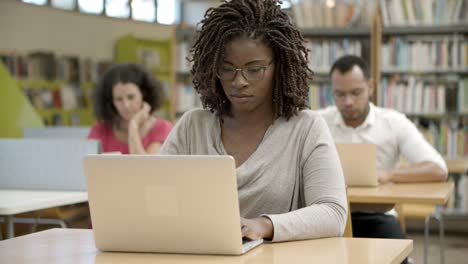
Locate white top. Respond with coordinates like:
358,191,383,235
160,108,348,242
0,190,88,215
317,103,447,172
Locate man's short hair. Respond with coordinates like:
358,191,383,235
329,55,370,80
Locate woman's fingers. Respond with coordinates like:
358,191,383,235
240,218,262,240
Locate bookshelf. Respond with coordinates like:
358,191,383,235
288,0,380,110
0,63,43,137
175,26,201,119
0,52,110,127
115,33,177,123
375,0,468,224
304,29,372,109
290,0,468,219
375,5,468,159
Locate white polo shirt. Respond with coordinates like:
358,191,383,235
317,103,447,173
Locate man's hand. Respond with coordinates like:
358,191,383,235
378,169,393,184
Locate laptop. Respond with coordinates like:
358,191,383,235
82,155,263,255
335,143,379,187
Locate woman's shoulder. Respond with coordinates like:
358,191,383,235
88,121,112,139
90,121,112,133
273,110,328,138
178,108,216,124
291,109,327,127
153,117,173,130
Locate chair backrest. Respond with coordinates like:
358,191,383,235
0,138,100,191
23,127,90,139
343,188,353,237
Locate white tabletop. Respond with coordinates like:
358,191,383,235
0,189,88,215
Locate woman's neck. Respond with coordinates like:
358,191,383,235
226,107,274,130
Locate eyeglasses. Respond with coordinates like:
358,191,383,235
216,61,273,81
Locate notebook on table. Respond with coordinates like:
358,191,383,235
83,155,263,255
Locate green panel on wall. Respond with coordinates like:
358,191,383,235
115,34,172,79
0,63,44,137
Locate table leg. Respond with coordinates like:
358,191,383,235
449,173,461,208
5,216,14,239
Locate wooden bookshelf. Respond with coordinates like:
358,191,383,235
381,68,468,75
300,27,371,38
0,52,105,127
376,21,468,158
382,24,468,35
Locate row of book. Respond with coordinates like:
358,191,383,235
290,0,377,28
379,76,468,114
309,81,334,110
0,52,112,83
176,83,202,113
176,42,192,73
414,117,468,158
306,39,363,74
380,0,468,26
381,36,468,71
22,84,87,110
42,112,83,127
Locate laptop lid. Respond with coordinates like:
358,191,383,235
83,155,260,255
335,143,378,187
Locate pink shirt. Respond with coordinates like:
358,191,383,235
88,119,173,154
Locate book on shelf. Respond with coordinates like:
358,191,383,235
290,0,377,28
413,117,468,158
309,81,334,110
380,0,468,26
176,83,201,114
1,51,112,84
458,77,468,113
381,35,468,72
306,39,363,74
379,75,468,115
0,51,111,126
176,41,192,73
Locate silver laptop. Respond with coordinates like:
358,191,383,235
83,155,263,255
335,143,378,187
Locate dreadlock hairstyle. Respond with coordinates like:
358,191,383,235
190,0,312,120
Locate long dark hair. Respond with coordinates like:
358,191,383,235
93,63,164,127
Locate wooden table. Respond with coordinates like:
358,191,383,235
347,182,454,205
0,229,413,264
445,158,468,209
445,158,468,174
0,190,88,239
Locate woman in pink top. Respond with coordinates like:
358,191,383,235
88,63,173,154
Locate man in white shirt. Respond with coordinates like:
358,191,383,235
318,55,448,254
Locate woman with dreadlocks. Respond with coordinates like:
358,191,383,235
160,0,347,242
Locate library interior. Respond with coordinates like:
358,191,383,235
0,0,467,264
